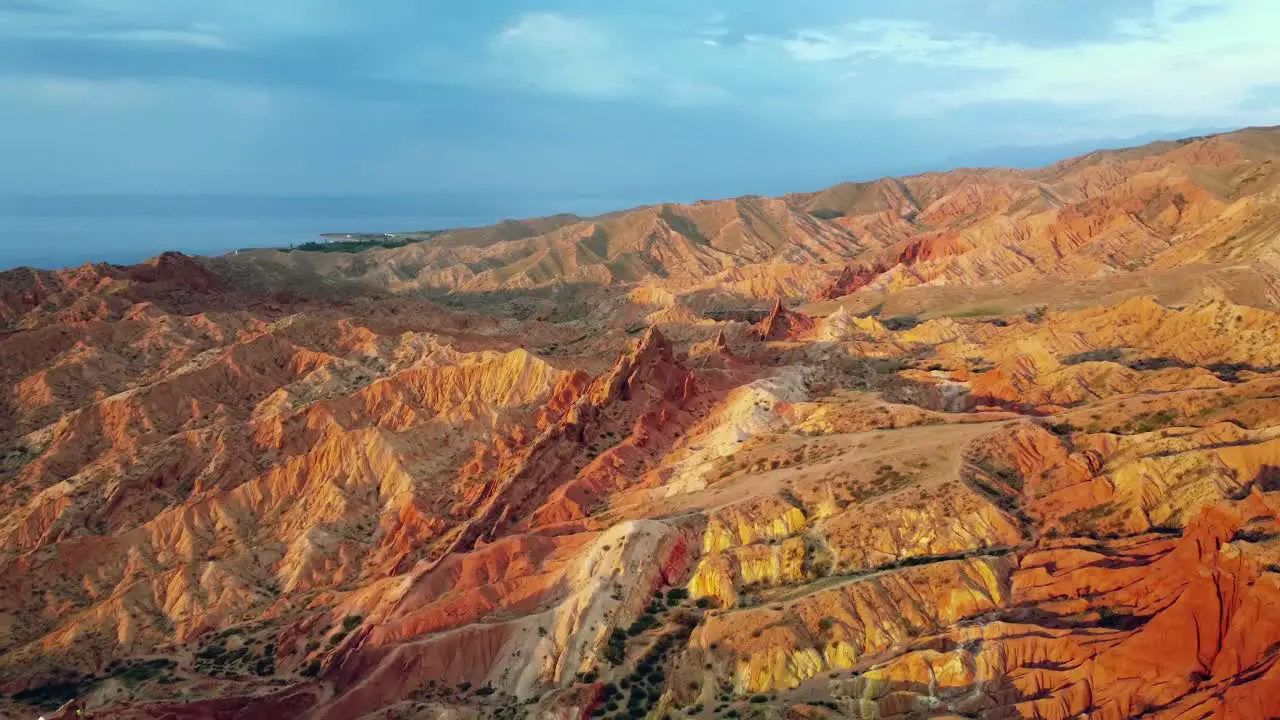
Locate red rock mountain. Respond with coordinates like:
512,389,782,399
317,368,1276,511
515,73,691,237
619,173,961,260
3,126,1280,719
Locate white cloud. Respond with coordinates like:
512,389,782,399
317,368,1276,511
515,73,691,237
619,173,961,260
53,26,233,49
765,0,1280,126
780,20,985,64
487,12,730,106
0,6,234,49
0,0,351,49
94,27,232,49
490,13,639,98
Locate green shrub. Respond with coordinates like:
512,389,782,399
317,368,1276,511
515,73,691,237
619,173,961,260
113,658,178,683
196,644,226,659
288,238,418,253
12,678,94,710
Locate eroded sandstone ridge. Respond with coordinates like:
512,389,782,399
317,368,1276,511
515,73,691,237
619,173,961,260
4,127,1280,719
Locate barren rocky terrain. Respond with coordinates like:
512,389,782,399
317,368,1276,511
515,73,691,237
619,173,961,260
3,126,1280,719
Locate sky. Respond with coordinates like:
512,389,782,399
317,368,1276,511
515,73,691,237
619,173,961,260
1,0,1278,209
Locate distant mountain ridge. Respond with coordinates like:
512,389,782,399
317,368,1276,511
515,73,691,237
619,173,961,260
208,125,1280,313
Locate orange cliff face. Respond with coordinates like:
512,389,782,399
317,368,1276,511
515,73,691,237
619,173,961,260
4,126,1280,720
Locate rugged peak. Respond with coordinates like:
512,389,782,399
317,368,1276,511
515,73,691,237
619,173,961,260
819,265,858,300
585,322,695,410
817,261,891,301
129,251,225,293
713,328,732,355
633,324,675,364
754,297,817,341
686,326,739,365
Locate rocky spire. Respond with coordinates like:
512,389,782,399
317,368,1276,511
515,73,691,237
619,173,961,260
712,327,732,355
754,297,816,341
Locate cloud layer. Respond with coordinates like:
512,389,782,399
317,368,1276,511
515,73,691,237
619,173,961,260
0,0,1275,196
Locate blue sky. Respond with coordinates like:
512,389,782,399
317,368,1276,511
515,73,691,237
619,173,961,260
1,0,1278,208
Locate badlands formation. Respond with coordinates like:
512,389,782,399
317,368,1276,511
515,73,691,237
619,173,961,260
3,127,1280,719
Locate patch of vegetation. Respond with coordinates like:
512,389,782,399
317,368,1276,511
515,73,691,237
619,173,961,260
1122,408,1179,434
12,679,92,709
851,462,918,502
1063,348,1125,365
1203,358,1274,381
626,613,661,636
254,656,277,676
1096,606,1143,630
809,208,845,220
1126,356,1193,371
110,658,178,683
603,629,628,665
196,643,226,660
287,238,419,253
0,443,35,473
974,459,1023,492
1063,502,1118,530
1044,421,1074,437
196,633,279,678
881,315,921,331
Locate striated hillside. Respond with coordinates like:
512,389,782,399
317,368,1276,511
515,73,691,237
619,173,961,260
208,126,1280,316
4,127,1280,719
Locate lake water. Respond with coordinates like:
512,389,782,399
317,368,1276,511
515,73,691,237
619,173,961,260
0,194,620,271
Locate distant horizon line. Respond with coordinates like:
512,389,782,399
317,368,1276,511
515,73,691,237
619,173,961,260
6,123,1272,210
0,123,1262,204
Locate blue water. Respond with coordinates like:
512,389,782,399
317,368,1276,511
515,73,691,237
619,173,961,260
0,194,624,271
